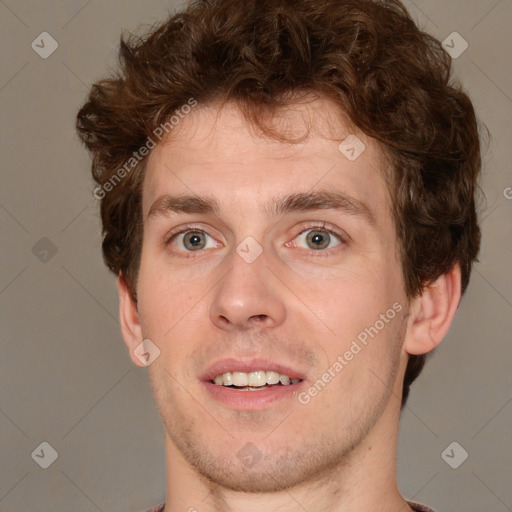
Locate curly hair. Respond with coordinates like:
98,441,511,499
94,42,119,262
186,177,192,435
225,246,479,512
76,0,484,408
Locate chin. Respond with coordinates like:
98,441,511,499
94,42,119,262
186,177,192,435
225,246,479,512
193,454,318,493
171,431,353,494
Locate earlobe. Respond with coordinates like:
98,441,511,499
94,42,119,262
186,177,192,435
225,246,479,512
117,273,146,368
404,264,462,356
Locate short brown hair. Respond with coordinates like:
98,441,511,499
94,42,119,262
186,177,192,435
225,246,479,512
76,0,484,408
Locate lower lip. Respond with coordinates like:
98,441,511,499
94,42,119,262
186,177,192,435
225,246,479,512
202,381,305,409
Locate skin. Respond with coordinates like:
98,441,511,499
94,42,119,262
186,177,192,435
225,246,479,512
118,97,461,512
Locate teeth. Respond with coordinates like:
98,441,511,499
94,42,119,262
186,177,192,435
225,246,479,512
266,371,280,385
248,371,267,387
232,372,249,386
279,374,290,385
212,370,302,387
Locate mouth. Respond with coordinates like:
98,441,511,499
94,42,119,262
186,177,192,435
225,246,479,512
200,358,306,409
211,370,303,390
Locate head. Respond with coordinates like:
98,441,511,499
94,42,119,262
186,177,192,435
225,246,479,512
76,0,482,494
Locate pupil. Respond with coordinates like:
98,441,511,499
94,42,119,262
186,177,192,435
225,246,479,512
308,230,329,249
185,231,205,250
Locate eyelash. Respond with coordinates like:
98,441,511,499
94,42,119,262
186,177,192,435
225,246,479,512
163,222,348,258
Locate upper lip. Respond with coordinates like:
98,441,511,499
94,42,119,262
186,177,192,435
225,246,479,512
199,357,307,382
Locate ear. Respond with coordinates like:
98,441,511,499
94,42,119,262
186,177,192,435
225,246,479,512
404,264,462,356
117,272,146,368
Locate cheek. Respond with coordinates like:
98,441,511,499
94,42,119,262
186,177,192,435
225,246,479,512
136,253,204,342
296,259,402,329
291,259,406,382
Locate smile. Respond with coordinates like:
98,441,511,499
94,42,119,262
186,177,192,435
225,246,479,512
212,370,302,389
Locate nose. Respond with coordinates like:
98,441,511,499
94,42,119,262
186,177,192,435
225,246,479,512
209,244,286,332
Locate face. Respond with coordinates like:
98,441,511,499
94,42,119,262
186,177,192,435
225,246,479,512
131,98,410,492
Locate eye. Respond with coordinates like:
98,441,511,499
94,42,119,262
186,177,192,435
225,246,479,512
169,229,219,252
164,223,346,256
293,225,343,251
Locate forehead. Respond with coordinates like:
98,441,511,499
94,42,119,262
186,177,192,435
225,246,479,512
142,98,391,225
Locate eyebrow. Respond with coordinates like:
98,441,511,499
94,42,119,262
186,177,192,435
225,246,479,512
147,190,376,226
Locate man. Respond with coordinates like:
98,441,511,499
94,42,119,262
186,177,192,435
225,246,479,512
76,0,482,511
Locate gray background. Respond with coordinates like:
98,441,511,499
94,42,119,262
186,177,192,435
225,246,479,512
0,0,511,511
